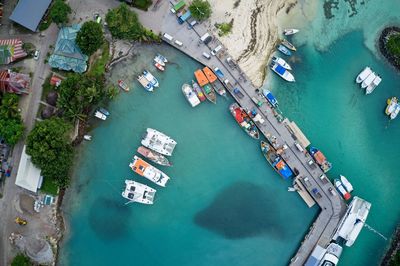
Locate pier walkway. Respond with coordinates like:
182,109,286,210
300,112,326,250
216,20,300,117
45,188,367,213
150,9,348,266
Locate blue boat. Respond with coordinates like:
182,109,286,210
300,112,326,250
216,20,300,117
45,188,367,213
277,44,292,56
262,89,278,108
214,67,224,79
261,141,293,180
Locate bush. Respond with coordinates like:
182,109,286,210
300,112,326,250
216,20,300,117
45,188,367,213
11,253,32,266
50,0,72,25
76,21,104,56
132,0,153,11
189,0,212,21
215,20,233,36
0,94,24,146
387,34,400,58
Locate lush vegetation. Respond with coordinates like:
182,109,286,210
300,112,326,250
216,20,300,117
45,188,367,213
389,251,400,266
26,118,73,188
49,0,72,25
11,254,32,266
189,0,212,21
387,34,400,59
105,4,160,42
0,94,24,146
215,20,233,36
88,42,110,76
76,21,104,56
132,0,153,11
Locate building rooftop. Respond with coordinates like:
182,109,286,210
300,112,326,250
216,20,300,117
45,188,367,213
15,146,42,193
9,0,52,32
0,39,27,65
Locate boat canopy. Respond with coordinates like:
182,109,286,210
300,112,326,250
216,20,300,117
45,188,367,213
202,66,217,83
313,151,326,164
275,64,286,75
173,0,185,11
194,69,209,86
234,108,244,123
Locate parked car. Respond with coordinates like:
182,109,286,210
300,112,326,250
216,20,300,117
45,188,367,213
312,188,322,199
33,50,40,60
328,187,337,196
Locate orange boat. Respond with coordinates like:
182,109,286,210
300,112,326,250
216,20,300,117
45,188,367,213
202,67,217,83
194,69,209,87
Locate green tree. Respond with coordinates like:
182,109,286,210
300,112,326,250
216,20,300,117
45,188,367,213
0,94,24,146
106,4,144,40
26,118,73,188
387,34,400,58
50,0,71,25
189,0,212,21
11,254,32,266
76,21,104,56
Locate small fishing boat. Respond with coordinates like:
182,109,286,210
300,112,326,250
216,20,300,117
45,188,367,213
182,83,201,107
229,103,260,139
118,79,130,92
271,56,292,70
361,72,376,89
154,62,165,71
263,89,278,108
270,62,295,82
202,84,217,104
213,80,227,97
390,104,400,120
281,39,297,51
143,70,159,87
277,44,292,56
260,141,293,179
191,80,206,101
214,67,225,79
122,179,156,205
284,28,299,36
137,146,172,167
156,53,168,63
334,179,351,200
137,75,154,92
98,107,110,116
129,155,170,187
385,97,398,115
340,175,353,193
141,128,177,156
94,111,107,120
356,67,372,83
154,56,165,66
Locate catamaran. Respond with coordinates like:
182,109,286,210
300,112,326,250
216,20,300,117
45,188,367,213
137,146,172,167
229,103,260,139
281,39,296,51
340,175,353,193
283,28,299,35
271,56,292,70
385,97,398,115
356,67,372,83
129,155,170,187
334,179,351,200
141,128,177,156
365,75,382,95
121,180,156,204
143,70,159,87
270,62,295,82
137,75,154,92
361,72,376,89
182,83,201,107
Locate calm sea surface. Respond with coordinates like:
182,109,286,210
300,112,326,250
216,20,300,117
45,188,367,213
60,1,399,265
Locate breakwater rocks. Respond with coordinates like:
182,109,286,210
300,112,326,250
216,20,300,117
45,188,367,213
379,26,400,71
381,224,400,266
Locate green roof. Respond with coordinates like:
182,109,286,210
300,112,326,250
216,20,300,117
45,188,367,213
173,1,185,11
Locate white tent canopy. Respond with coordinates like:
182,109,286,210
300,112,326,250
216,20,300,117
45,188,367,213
15,146,42,193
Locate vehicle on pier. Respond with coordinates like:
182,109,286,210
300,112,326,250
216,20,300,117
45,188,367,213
229,103,259,139
260,141,293,180
233,88,244,99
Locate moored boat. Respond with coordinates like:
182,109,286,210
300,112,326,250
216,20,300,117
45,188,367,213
154,62,165,71
385,97,398,115
281,39,296,51
229,103,259,139
213,79,227,97
390,104,400,120
361,72,376,89
271,56,292,70
129,155,170,187
143,70,159,87
277,44,292,56
260,141,293,179
156,53,168,63
214,67,224,79
182,83,201,107
98,107,110,116
356,67,372,83
202,84,217,104
262,89,278,108
191,80,206,101
340,175,353,193
122,179,156,204
202,66,217,83
334,179,351,200
94,111,107,120
154,55,165,66
118,79,130,92
137,75,154,92
270,62,295,82
365,75,382,95
141,128,177,156
283,28,299,36
137,146,172,167
309,147,332,173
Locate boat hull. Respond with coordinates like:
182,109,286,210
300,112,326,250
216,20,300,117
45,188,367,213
229,103,260,139
202,84,217,104
137,146,172,167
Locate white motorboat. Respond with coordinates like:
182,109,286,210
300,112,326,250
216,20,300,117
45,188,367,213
361,72,376,89
365,75,382,95
340,175,353,193
283,28,299,36
154,56,165,66
271,56,292,70
121,179,156,204
157,53,168,63
270,62,295,82
129,156,170,187
83,135,92,141
94,111,107,120
137,75,154,92
390,104,400,120
334,179,351,200
143,70,159,87
141,128,177,156
385,97,398,115
182,83,201,107
356,67,372,83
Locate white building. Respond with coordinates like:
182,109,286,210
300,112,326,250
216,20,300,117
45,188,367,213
15,146,42,193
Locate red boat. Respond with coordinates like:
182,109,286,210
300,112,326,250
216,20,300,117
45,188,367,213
154,62,165,71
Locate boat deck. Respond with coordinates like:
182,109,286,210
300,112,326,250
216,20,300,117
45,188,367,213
146,8,348,266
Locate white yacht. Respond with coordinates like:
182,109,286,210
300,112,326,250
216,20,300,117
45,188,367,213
361,72,376,89
182,83,200,107
356,67,372,83
121,180,156,204
340,175,353,193
129,156,170,187
143,70,159,87
94,111,107,120
141,128,177,156
270,62,295,82
333,196,371,247
271,56,292,70
283,28,299,36
390,104,400,120
365,75,382,95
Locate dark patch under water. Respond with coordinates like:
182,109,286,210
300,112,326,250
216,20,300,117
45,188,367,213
194,181,284,239
88,197,131,241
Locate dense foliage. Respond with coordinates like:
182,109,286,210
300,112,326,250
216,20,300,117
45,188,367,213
132,0,153,11
57,74,105,121
189,0,212,21
215,20,233,36
26,118,73,188
50,0,71,25
387,34,400,58
0,94,24,146
11,254,32,266
76,21,104,56
105,4,160,41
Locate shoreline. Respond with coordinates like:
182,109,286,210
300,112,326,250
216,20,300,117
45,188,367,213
378,26,400,72
381,224,400,265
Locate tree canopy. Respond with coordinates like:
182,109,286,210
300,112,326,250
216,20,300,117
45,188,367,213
50,0,71,25
76,21,104,56
11,254,32,266
387,34,400,58
189,0,212,21
0,94,24,146
26,118,73,188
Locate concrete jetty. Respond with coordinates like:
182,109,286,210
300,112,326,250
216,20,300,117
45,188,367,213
144,8,348,265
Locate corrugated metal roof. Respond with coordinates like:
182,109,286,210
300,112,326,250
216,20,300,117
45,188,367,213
9,0,52,32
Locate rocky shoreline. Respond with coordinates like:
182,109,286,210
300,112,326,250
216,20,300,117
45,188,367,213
378,26,400,71
381,224,400,265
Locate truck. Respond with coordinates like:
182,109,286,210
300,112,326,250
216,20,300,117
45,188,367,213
233,88,244,99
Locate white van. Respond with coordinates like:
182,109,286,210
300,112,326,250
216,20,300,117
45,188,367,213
202,52,211,59
163,33,173,42
200,32,211,42
211,45,222,55
294,142,304,152
174,40,183,46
